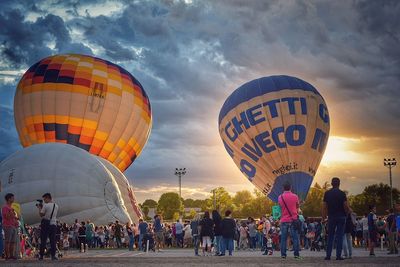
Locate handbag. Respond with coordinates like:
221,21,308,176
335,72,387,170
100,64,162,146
41,203,56,227
280,195,302,231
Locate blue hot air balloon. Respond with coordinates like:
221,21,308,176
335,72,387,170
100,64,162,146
219,75,330,202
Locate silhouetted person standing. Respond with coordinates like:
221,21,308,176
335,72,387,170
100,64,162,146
322,177,349,260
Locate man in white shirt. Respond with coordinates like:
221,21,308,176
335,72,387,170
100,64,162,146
38,193,59,260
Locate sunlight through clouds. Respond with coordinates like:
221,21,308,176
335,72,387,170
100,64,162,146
321,136,368,166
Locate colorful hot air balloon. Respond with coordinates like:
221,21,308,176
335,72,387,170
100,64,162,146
219,75,330,202
14,54,151,172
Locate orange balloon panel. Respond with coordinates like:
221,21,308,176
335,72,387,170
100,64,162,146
14,54,152,172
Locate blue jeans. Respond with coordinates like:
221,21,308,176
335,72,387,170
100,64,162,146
342,233,352,257
249,236,257,249
257,232,264,249
304,235,309,249
280,222,300,257
220,238,234,255
128,235,134,251
215,235,222,254
193,235,200,255
139,234,144,250
326,216,346,259
176,233,184,247
0,225,3,256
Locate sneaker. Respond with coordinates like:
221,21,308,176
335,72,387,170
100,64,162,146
51,257,59,261
336,257,345,260
281,256,286,259
369,253,375,257
324,257,331,260
294,256,303,260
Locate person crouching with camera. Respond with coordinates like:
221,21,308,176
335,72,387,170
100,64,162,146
37,193,59,260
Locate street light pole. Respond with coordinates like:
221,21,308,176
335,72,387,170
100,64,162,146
384,158,397,209
174,168,186,201
213,189,216,210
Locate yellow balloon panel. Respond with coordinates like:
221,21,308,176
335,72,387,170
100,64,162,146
219,76,330,201
14,54,152,172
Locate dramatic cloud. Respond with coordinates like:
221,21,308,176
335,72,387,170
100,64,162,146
0,0,399,202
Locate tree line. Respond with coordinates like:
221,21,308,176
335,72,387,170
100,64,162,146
139,182,399,220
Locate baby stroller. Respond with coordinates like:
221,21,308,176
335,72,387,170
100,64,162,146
142,231,155,252
33,241,63,259
310,233,323,252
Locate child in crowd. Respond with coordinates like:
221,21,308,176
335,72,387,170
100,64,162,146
264,235,273,255
63,234,70,255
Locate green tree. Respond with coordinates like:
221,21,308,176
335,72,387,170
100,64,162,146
142,199,158,208
348,194,368,215
188,208,197,219
233,190,253,218
206,187,234,213
157,192,183,220
302,182,328,217
248,189,274,218
351,183,400,215
173,212,180,221
184,198,195,207
142,206,150,219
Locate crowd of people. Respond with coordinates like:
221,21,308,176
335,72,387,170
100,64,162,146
1,177,399,261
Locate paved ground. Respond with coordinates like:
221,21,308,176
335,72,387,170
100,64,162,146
2,248,398,266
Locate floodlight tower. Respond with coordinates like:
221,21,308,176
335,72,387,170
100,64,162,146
384,158,396,209
174,168,186,201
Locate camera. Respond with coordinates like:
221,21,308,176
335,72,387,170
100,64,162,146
36,199,43,208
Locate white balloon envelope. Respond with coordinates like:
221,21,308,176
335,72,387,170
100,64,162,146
0,143,131,225
98,157,143,223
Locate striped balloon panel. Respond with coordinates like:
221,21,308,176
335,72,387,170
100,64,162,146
14,54,152,172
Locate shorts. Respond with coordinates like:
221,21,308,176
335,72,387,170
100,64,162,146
4,226,17,243
155,231,164,242
369,230,377,243
362,230,369,240
202,236,212,248
356,230,363,239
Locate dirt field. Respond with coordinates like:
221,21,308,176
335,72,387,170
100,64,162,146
2,248,398,266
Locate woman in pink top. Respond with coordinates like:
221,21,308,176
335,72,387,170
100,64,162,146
2,193,19,260
278,183,301,259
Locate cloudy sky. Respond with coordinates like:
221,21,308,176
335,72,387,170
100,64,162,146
0,0,399,203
